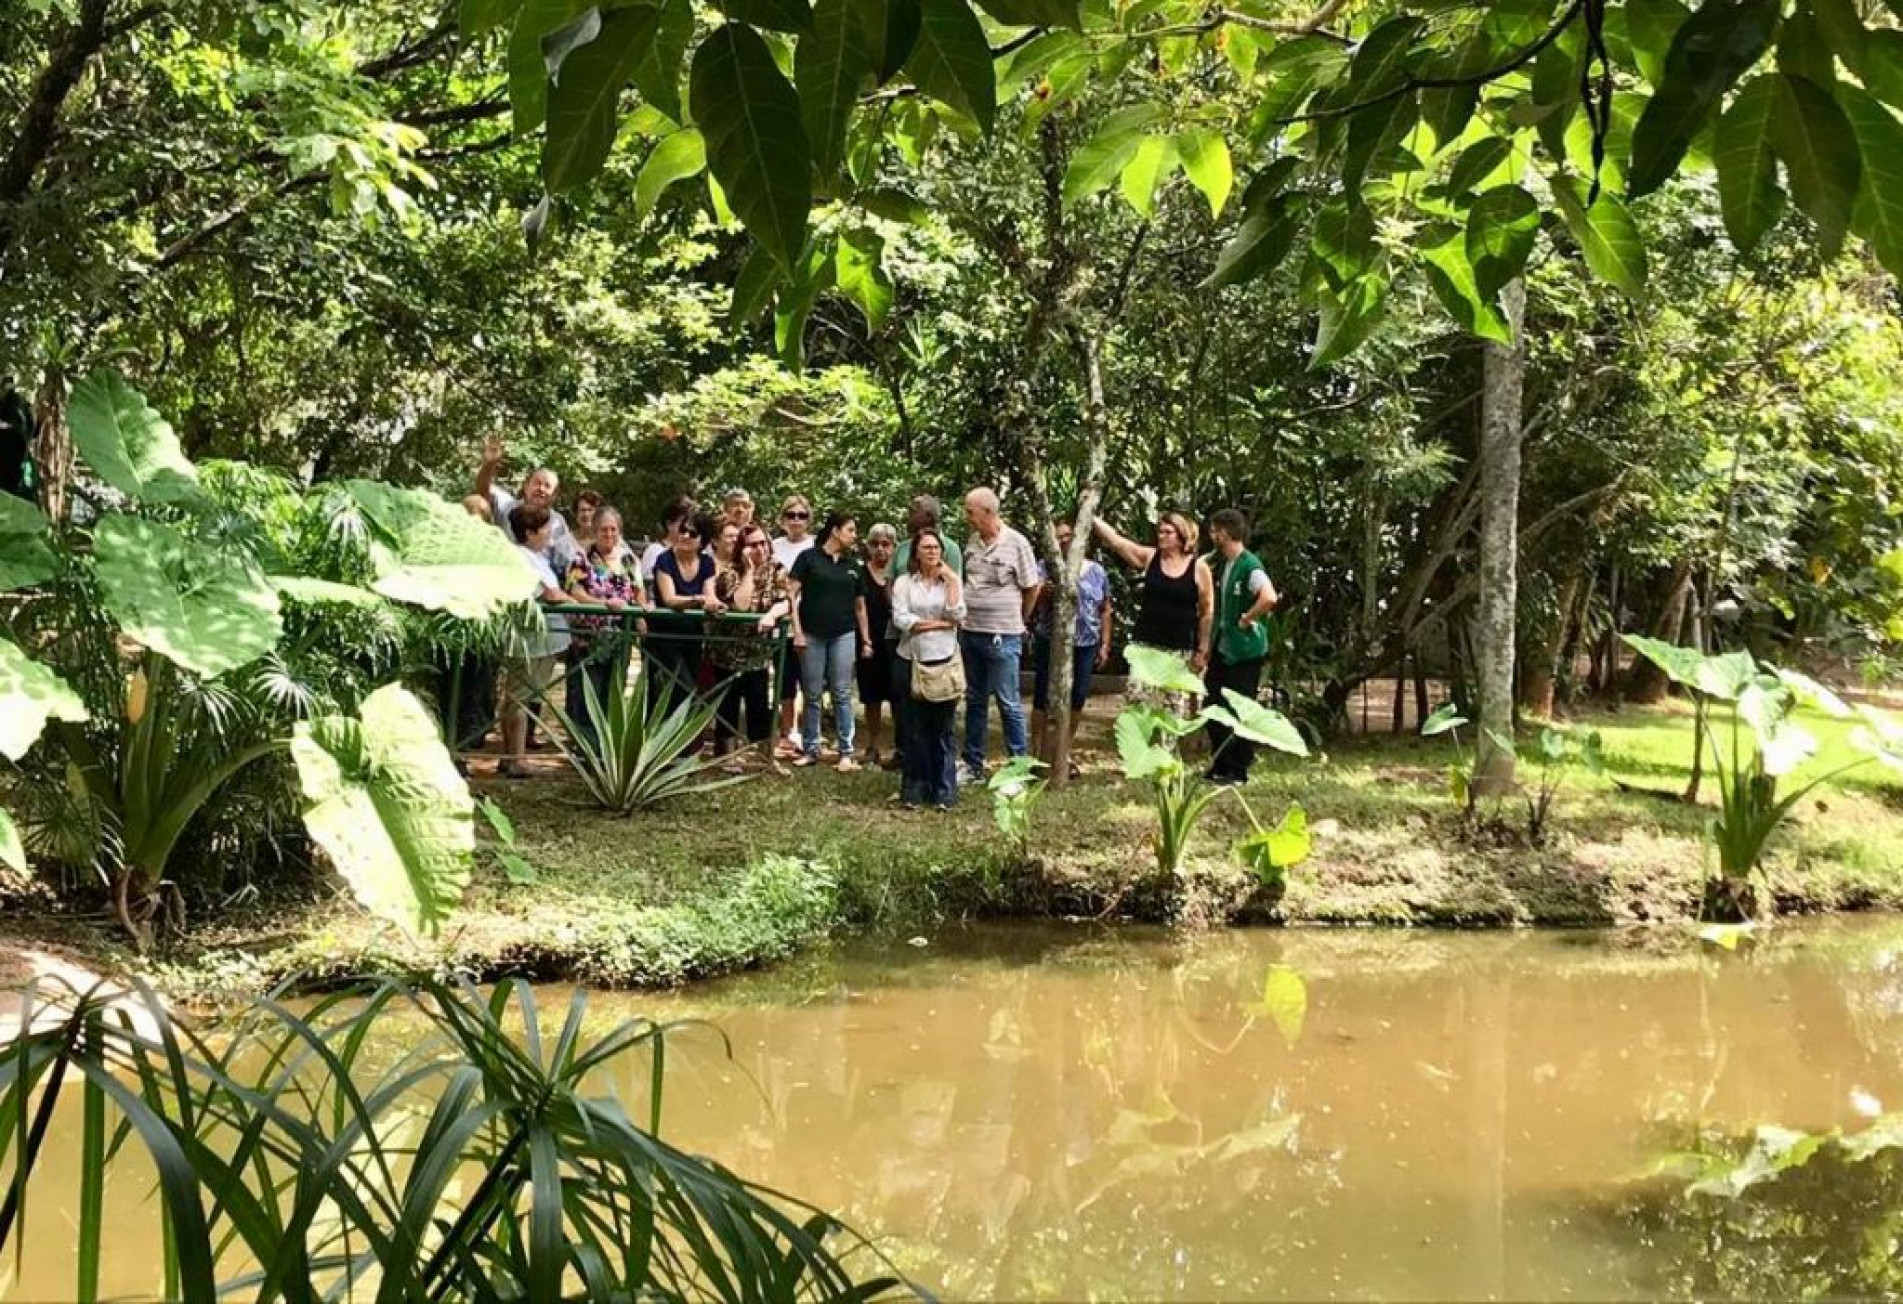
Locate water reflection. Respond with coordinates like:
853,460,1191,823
620,920,1903,1301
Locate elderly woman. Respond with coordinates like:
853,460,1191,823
499,504,571,778
563,506,644,753
710,523,792,769
891,529,966,810
1092,510,1214,714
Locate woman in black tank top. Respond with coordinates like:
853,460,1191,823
1091,511,1215,708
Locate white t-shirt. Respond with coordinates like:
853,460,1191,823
772,534,814,572
640,541,668,586
516,546,571,659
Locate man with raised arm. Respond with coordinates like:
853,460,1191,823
476,432,574,569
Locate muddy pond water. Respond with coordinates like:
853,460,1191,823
10,918,1903,1300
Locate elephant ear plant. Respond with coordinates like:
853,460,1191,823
0,370,538,946
1114,646,1312,884
1623,636,1903,920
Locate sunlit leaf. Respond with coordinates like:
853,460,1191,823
1063,104,1165,209
1842,87,1903,280
1213,689,1310,757
93,516,283,678
1175,128,1233,216
634,128,707,219
1420,702,1468,737
1465,184,1540,297
1310,273,1388,366
1119,134,1177,219
0,639,87,762
833,226,893,331
1245,965,1308,1045
1551,177,1646,294
1125,643,1204,693
67,370,200,504
0,493,55,593
1235,803,1312,885
293,683,474,937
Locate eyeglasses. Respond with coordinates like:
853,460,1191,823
783,510,810,521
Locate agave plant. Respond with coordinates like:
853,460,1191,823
551,670,744,814
0,975,910,1301
1623,636,1903,919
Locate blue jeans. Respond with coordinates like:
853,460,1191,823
894,659,958,806
800,632,857,758
960,630,1028,773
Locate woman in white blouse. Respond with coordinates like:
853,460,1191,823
890,529,967,810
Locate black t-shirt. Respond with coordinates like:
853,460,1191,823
791,546,865,639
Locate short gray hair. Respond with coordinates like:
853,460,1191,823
868,522,898,542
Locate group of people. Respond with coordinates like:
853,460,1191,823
463,437,1280,805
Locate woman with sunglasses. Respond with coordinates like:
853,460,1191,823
1093,509,1214,715
772,494,816,757
710,526,791,769
648,505,725,709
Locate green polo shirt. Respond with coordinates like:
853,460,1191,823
791,546,865,639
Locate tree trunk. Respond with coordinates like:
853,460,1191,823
1474,279,1526,795
32,367,71,524
1622,559,1694,703
1519,565,1583,718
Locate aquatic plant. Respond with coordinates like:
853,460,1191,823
0,975,908,1301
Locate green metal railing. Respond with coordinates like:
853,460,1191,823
441,604,793,748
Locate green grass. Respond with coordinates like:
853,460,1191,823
59,697,1903,1003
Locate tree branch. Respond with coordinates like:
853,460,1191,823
0,0,113,210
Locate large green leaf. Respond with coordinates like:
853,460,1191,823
1119,134,1178,218
1062,104,1165,208
92,515,283,678
632,0,694,122
1175,128,1233,216
1114,708,1180,780
1775,12,1836,91
1627,0,1780,197
0,493,55,593
798,0,875,177
1625,0,1691,88
1767,71,1861,258
634,128,706,218
1246,37,1349,144
1310,272,1388,366
1235,805,1312,885
1621,634,1757,700
1348,15,1425,94
1421,232,1512,343
293,683,473,937
853,0,921,80
903,0,996,130
691,24,813,271
730,243,786,328
1202,193,1302,289
1551,176,1646,294
0,638,86,762
67,371,200,505
1857,30,1903,109
1210,689,1310,757
1465,184,1540,297
345,480,539,620
1442,137,1513,198
544,5,670,193
508,0,595,134
1715,73,1784,252
1125,643,1205,694
833,227,893,330
1841,86,1903,279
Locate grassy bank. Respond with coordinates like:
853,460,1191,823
10,697,1902,1003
